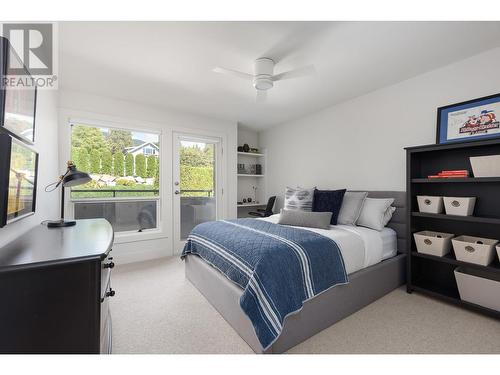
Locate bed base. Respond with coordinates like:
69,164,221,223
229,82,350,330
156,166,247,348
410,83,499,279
185,253,406,353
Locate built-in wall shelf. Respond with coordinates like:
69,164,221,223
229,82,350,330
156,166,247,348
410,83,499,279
406,139,500,321
411,251,500,275
411,212,500,225
237,140,267,218
237,203,266,208
237,152,265,157
411,177,500,183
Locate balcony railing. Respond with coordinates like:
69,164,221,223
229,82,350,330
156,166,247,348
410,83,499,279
71,189,159,198
71,189,213,197
180,189,213,197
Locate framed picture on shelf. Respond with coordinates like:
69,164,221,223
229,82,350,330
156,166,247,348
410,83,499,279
0,132,39,227
436,93,500,145
0,36,37,144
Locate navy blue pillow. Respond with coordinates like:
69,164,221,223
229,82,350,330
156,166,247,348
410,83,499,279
312,189,347,225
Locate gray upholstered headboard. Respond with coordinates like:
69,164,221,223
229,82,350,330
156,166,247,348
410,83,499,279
365,191,407,253
275,190,407,253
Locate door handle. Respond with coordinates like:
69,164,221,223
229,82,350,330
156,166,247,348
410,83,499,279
175,190,180,195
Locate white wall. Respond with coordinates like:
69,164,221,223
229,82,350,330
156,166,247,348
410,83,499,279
260,47,500,208
58,90,237,263
0,90,59,247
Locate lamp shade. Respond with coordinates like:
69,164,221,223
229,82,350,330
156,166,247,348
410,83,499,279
62,164,91,187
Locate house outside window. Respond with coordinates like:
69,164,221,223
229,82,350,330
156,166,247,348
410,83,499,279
69,122,160,233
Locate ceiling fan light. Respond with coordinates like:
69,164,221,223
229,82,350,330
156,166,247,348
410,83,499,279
253,77,273,91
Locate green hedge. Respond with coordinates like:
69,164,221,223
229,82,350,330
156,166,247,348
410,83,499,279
101,150,113,174
180,166,213,196
113,152,125,176
146,155,156,178
135,154,146,178
125,153,134,176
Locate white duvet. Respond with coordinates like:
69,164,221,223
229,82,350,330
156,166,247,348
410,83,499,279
260,214,396,275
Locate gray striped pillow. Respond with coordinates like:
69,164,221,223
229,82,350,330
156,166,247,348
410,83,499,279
284,187,315,211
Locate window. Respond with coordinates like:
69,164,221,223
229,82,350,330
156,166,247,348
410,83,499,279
144,146,155,155
69,122,160,233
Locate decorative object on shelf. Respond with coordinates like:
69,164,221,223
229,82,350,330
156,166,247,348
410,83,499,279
470,155,500,177
417,196,443,214
242,198,247,203
455,267,500,312
242,143,250,152
238,163,246,174
247,197,252,203
452,235,499,266
0,133,38,228
413,231,454,257
0,37,37,144
237,163,262,175
252,186,258,203
250,148,259,153
436,93,500,144
255,164,262,175
45,161,91,228
427,169,469,179
237,146,244,152
443,196,476,216
237,201,243,205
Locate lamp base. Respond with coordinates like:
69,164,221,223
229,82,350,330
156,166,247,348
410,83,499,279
47,219,77,228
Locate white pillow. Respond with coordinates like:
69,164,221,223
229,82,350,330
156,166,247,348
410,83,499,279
383,206,397,227
356,198,395,231
337,191,368,225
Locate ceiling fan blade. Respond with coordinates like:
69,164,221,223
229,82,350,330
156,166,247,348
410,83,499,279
272,65,316,81
263,23,332,63
213,66,253,81
256,90,267,103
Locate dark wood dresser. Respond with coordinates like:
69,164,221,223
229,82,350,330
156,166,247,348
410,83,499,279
0,219,115,353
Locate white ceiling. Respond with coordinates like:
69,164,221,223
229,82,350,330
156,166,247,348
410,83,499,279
59,21,500,130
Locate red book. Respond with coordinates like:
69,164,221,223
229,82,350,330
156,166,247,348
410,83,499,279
428,175,468,179
438,170,469,175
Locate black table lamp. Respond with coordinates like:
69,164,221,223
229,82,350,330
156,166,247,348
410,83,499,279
45,161,91,228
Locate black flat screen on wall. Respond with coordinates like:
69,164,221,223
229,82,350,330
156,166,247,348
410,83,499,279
0,133,38,227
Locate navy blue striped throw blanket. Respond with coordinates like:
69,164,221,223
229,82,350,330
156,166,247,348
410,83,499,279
181,218,348,350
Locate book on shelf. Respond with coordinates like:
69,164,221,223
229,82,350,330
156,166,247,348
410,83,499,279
427,169,469,179
427,175,469,179
439,170,469,174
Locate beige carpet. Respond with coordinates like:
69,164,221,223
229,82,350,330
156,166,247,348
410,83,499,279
111,257,500,354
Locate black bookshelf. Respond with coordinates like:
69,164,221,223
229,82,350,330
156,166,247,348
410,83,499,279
406,139,500,319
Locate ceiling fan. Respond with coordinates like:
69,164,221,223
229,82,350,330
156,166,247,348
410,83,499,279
213,57,315,102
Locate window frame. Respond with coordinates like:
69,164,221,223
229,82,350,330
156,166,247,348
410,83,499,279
62,116,166,244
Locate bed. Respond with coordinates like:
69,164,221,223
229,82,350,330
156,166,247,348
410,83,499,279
184,191,406,353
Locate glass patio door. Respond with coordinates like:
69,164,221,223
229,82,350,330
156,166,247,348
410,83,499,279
173,133,221,253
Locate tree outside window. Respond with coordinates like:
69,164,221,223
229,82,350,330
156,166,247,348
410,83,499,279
70,123,160,199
